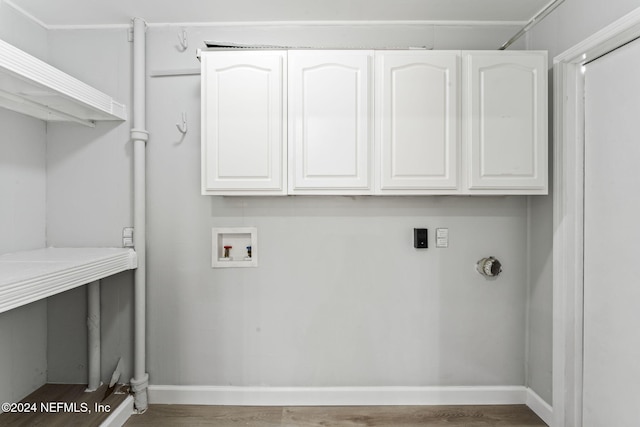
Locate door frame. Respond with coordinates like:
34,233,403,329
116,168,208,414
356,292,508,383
553,7,640,427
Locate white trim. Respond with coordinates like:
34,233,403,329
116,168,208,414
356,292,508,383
99,395,134,427
150,69,200,78
554,8,640,63
144,20,526,29
3,0,49,29
148,385,528,406
0,17,526,31
36,23,132,30
525,196,532,388
553,51,585,427
552,6,640,427
526,388,553,427
0,1,527,31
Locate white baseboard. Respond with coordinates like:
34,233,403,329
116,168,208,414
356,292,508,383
526,388,553,426
99,395,134,427
148,385,529,406
149,385,553,424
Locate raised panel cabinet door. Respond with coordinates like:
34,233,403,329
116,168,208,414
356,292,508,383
288,50,373,194
201,51,286,195
375,51,459,194
464,51,547,193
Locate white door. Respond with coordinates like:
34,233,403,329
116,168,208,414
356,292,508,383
464,51,547,193
201,51,286,195
583,38,640,427
375,51,459,194
288,50,373,194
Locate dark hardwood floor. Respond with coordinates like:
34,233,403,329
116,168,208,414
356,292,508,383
125,404,548,427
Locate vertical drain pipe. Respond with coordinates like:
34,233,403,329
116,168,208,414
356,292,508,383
86,280,100,392
130,16,149,413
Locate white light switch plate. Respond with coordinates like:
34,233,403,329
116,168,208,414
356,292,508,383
436,228,449,248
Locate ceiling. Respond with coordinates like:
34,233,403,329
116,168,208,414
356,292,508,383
6,0,551,27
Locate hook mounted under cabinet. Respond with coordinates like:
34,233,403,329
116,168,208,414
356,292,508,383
177,29,188,51
176,112,187,134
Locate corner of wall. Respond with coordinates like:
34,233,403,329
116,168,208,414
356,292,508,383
0,0,51,405
0,0,49,60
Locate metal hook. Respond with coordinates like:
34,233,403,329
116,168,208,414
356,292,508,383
177,29,188,51
176,112,187,134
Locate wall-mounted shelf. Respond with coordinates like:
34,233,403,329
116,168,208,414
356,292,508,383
212,227,258,268
0,247,137,314
0,39,127,127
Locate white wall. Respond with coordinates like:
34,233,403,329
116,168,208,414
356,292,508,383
148,194,529,387
0,109,48,405
582,40,640,426
523,0,640,408
0,0,47,60
522,60,553,405
0,0,48,405
161,25,530,388
42,22,535,390
44,28,134,384
0,109,46,255
1,7,549,404
11,0,638,406
526,193,553,404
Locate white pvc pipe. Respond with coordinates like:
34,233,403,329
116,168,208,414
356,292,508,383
87,280,100,392
130,16,149,413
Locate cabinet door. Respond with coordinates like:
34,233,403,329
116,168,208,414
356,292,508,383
464,51,547,193
288,50,373,194
376,51,459,194
201,51,286,195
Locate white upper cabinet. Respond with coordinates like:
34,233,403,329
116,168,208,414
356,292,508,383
288,50,373,194
200,49,548,196
463,51,547,194
375,51,459,194
201,51,287,195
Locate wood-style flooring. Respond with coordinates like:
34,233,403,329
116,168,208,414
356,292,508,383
0,383,128,427
125,404,548,427
0,384,548,426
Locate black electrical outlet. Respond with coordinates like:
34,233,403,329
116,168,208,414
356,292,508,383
414,228,428,248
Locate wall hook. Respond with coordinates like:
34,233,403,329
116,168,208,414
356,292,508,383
177,29,188,51
176,112,187,134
